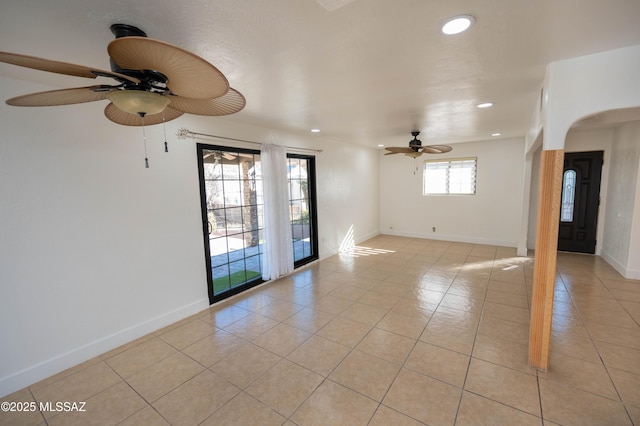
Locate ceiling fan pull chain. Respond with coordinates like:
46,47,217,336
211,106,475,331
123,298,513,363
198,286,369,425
141,115,149,168
163,113,168,153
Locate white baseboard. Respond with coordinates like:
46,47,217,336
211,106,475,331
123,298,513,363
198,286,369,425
379,230,517,248
356,230,380,244
320,229,381,259
0,298,209,398
626,269,640,279
601,252,640,279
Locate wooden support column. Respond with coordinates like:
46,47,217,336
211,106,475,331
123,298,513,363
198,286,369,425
528,149,564,370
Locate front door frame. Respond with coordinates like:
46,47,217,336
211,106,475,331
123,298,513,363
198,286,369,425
557,150,604,254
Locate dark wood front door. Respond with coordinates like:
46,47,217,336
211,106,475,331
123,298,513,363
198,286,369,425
557,151,603,254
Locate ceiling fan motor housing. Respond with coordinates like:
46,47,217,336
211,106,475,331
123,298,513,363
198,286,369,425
110,24,147,39
109,24,155,83
410,131,422,151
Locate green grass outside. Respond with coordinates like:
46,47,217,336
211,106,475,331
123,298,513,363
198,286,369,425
214,270,261,294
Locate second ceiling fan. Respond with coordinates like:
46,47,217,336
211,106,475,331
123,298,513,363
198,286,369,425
385,131,452,158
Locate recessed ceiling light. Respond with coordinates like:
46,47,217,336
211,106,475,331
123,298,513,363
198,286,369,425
310,129,320,133
377,144,385,147
442,15,474,35
477,102,493,108
492,133,501,137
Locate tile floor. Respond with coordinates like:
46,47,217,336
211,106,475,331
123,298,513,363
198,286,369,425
2,236,640,425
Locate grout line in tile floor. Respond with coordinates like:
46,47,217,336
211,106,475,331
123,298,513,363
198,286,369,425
558,267,639,424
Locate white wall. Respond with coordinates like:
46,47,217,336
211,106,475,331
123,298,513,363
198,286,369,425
601,121,640,278
629,163,640,277
315,141,380,255
539,45,640,151
526,127,614,253
526,147,541,251
379,137,525,247
0,76,380,397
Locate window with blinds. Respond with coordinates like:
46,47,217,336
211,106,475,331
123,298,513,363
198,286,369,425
423,157,477,195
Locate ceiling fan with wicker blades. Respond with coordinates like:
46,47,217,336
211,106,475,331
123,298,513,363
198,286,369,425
0,24,245,126
385,131,452,158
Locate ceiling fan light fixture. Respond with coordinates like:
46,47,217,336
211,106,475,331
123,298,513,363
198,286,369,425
107,90,170,116
405,152,422,158
442,15,474,35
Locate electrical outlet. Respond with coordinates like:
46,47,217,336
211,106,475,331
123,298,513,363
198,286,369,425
432,227,436,232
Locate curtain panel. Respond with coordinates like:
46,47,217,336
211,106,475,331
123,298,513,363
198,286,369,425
260,143,294,280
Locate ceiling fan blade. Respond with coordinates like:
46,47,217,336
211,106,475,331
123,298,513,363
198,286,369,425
421,145,453,154
5,86,112,106
107,37,229,99
0,51,140,83
384,147,414,155
168,88,245,116
104,103,184,126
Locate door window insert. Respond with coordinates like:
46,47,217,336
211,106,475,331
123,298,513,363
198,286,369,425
561,169,576,222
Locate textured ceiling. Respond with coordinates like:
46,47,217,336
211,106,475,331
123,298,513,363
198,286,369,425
1,0,640,148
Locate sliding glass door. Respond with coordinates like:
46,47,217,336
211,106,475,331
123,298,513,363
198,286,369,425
197,144,318,303
288,154,318,268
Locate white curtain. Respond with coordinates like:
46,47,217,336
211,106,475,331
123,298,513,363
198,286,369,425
261,143,294,280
